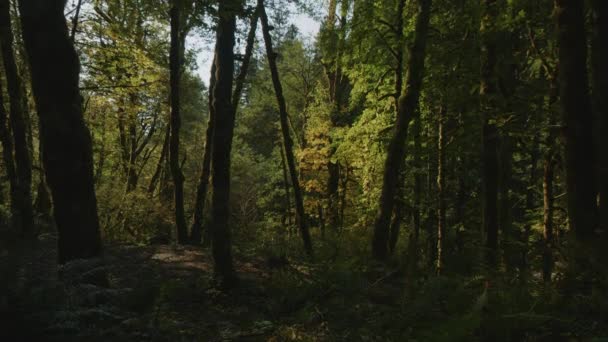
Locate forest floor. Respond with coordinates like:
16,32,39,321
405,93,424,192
3,232,608,341
1,233,413,341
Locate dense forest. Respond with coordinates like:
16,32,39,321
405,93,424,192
1,0,608,340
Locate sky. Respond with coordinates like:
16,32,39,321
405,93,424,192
190,12,321,85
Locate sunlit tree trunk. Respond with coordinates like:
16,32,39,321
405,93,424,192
18,0,102,263
372,0,432,260
259,0,313,256
0,0,34,238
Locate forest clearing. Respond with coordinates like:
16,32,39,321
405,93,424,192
1,0,608,340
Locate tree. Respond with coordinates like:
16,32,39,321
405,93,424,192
372,0,432,260
169,0,188,244
191,7,258,245
0,0,34,238
18,0,102,263
259,0,313,256
555,0,597,239
209,0,239,286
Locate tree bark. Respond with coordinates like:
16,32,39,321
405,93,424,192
555,0,597,239
18,0,102,263
480,0,500,267
259,0,313,256
169,1,188,244
209,0,238,285
372,0,432,260
0,0,34,238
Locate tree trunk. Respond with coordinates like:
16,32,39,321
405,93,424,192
232,10,258,111
148,123,170,195
555,0,597,238
169,1,188,244
192,11,258,245
480,0,500,267
191,58,216,245
209,0,237,286
259,0,313,256
372,0,432,260
591,0,608,235
18,0,102,263
0,0,34,238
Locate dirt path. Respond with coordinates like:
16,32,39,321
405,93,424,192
2,236,337,341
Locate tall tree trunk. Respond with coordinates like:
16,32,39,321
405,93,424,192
169,1,188,244
372,0,432,260
259,0,313,256
191,11,258,245
0,0,34,238
480,0,500,267
436,105,446,275
191,59,216,245
18,0,102,263
209,0,238,285
232,11,258,111
591,0,608,235
555,0,597,239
